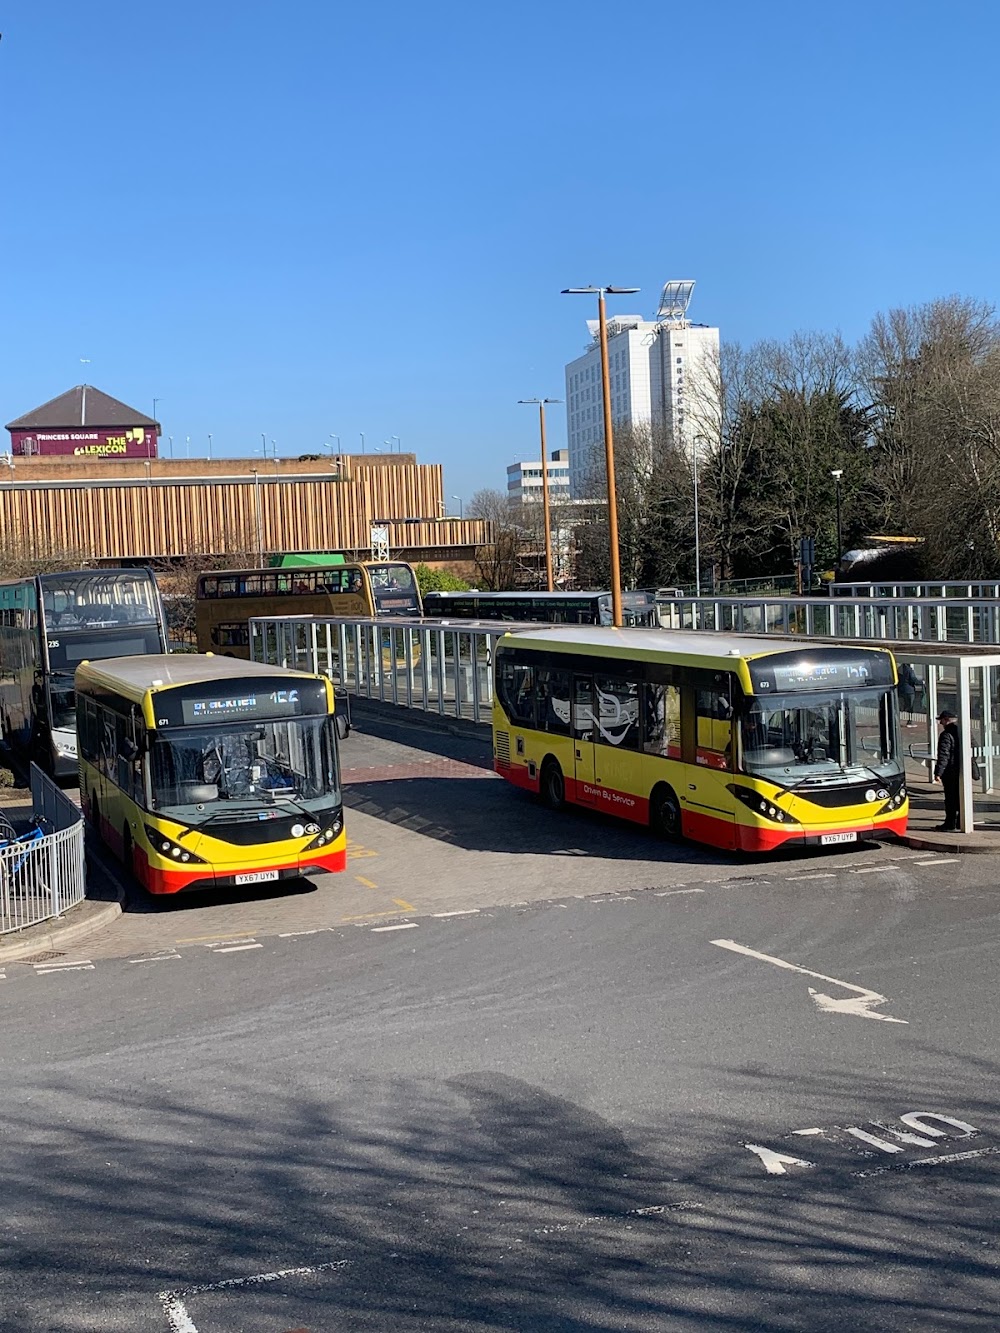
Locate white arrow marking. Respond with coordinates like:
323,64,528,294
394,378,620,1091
745,1143,815,1175
711,938,907,1023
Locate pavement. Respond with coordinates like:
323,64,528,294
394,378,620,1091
1,707,998,964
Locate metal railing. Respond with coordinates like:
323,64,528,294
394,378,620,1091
833,581,1000,600
655,595,1000,645
0,765,86,936
248,615,534,726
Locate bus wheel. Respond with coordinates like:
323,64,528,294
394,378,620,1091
540,758,566,810
650,784,682,841
336,714,350,740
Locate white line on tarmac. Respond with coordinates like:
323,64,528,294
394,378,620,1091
31,959,92,969
159,1258,353,1333
371,921,419,932
913,859,956,867
654,888,705,897
787,873,835,881
853,1145,1000,1179
34,964,96,975
850,867,884,874
212,943,263,954
278,928,330,937
432,909,480,917
129,953,181,963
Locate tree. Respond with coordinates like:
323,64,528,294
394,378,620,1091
414,564,471,594
466,489,527,589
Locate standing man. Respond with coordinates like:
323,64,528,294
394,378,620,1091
933,709,962,832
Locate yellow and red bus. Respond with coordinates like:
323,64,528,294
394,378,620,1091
76,654,345,893
492,627,907,853
195,560,423,657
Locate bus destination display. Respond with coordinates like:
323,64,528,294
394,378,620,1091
750,652,895,693
161,680,328,728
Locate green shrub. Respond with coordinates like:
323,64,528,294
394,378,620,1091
415,564,472,594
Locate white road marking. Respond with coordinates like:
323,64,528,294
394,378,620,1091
786,873,835,881
854,1146,1000,1179
845,1126,905,1153
913,859,955,867
32,959,92,969
654,888,705,897
159,1258,353,1333
791,1128,826,1136
212,943,263,954
371,922,418,932
850,866,885,875
129,952,181,963
279,928,328,937
432,909,480,917
745,1144,814,1175
711,938,908,1023
33,960,96,975
204,939,257,949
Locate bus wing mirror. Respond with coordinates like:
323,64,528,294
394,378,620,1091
121,739,140,762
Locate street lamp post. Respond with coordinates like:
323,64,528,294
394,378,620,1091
561,285,639,627
831,469,844,568
327,434,340,455
207,433,213,461
168,435,174,459
251,469,264,566
518,397,562,592
360,432,366,454
391,435,401,454
452,494,463,520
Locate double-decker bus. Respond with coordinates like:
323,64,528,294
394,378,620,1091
423,589,658,627
492,627,907,853
195,560,423,657
0,568,168,778
76,654,345,894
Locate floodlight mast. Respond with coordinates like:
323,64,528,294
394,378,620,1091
560,285,641,627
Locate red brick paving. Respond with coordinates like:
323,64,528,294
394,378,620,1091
342,756,496,783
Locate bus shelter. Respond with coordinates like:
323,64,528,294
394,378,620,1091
248,614,1000,836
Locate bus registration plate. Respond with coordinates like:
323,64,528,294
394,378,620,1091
235,870,280,884
820,832,857,846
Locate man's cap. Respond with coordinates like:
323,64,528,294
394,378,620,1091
937,710,957,720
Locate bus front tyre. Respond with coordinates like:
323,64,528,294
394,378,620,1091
650,784,683,841
540,759,566,810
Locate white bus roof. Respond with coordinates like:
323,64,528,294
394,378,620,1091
76,654,321,694
496,625,893,663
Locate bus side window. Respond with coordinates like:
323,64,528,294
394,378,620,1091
536,668,571,736
696,683,733,770
594,676,640,749
644,682,680,757
499,660,534,727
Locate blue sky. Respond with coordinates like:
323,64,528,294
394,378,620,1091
3,1,999,510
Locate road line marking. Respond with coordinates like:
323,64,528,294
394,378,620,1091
850,867,884,874
653,888,705,897
786,873,836,881
129,953,181,963
213,943,263,954
31,959,92,969
175,932,259,944
913,859,955,866
342,909,402,921
392,898,415,910
853,1145,1000,1179
35,964,96,974
432,909,480,917
204,939,257,949
278,929,326,937
160,1260,353,1332
371,922,419,932
792,1128,826,1136
355,875,379,888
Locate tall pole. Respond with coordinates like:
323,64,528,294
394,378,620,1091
208,433,213,461
519,397,560,592
360,432,366,454
538,402,555,592
831,468,844,569
693,441,701,597
562,286,638,628
597,292,623,627
252,469,263,566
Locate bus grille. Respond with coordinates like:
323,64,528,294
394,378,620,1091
495,730,510,768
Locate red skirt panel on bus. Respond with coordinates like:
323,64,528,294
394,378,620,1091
135,843,348,895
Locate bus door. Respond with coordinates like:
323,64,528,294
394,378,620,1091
680,677,736,848
572,675,598,803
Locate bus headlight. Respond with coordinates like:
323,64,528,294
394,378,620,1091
304,815,343,850
144,826,207,865
726,784,801,826
878,785,907,814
